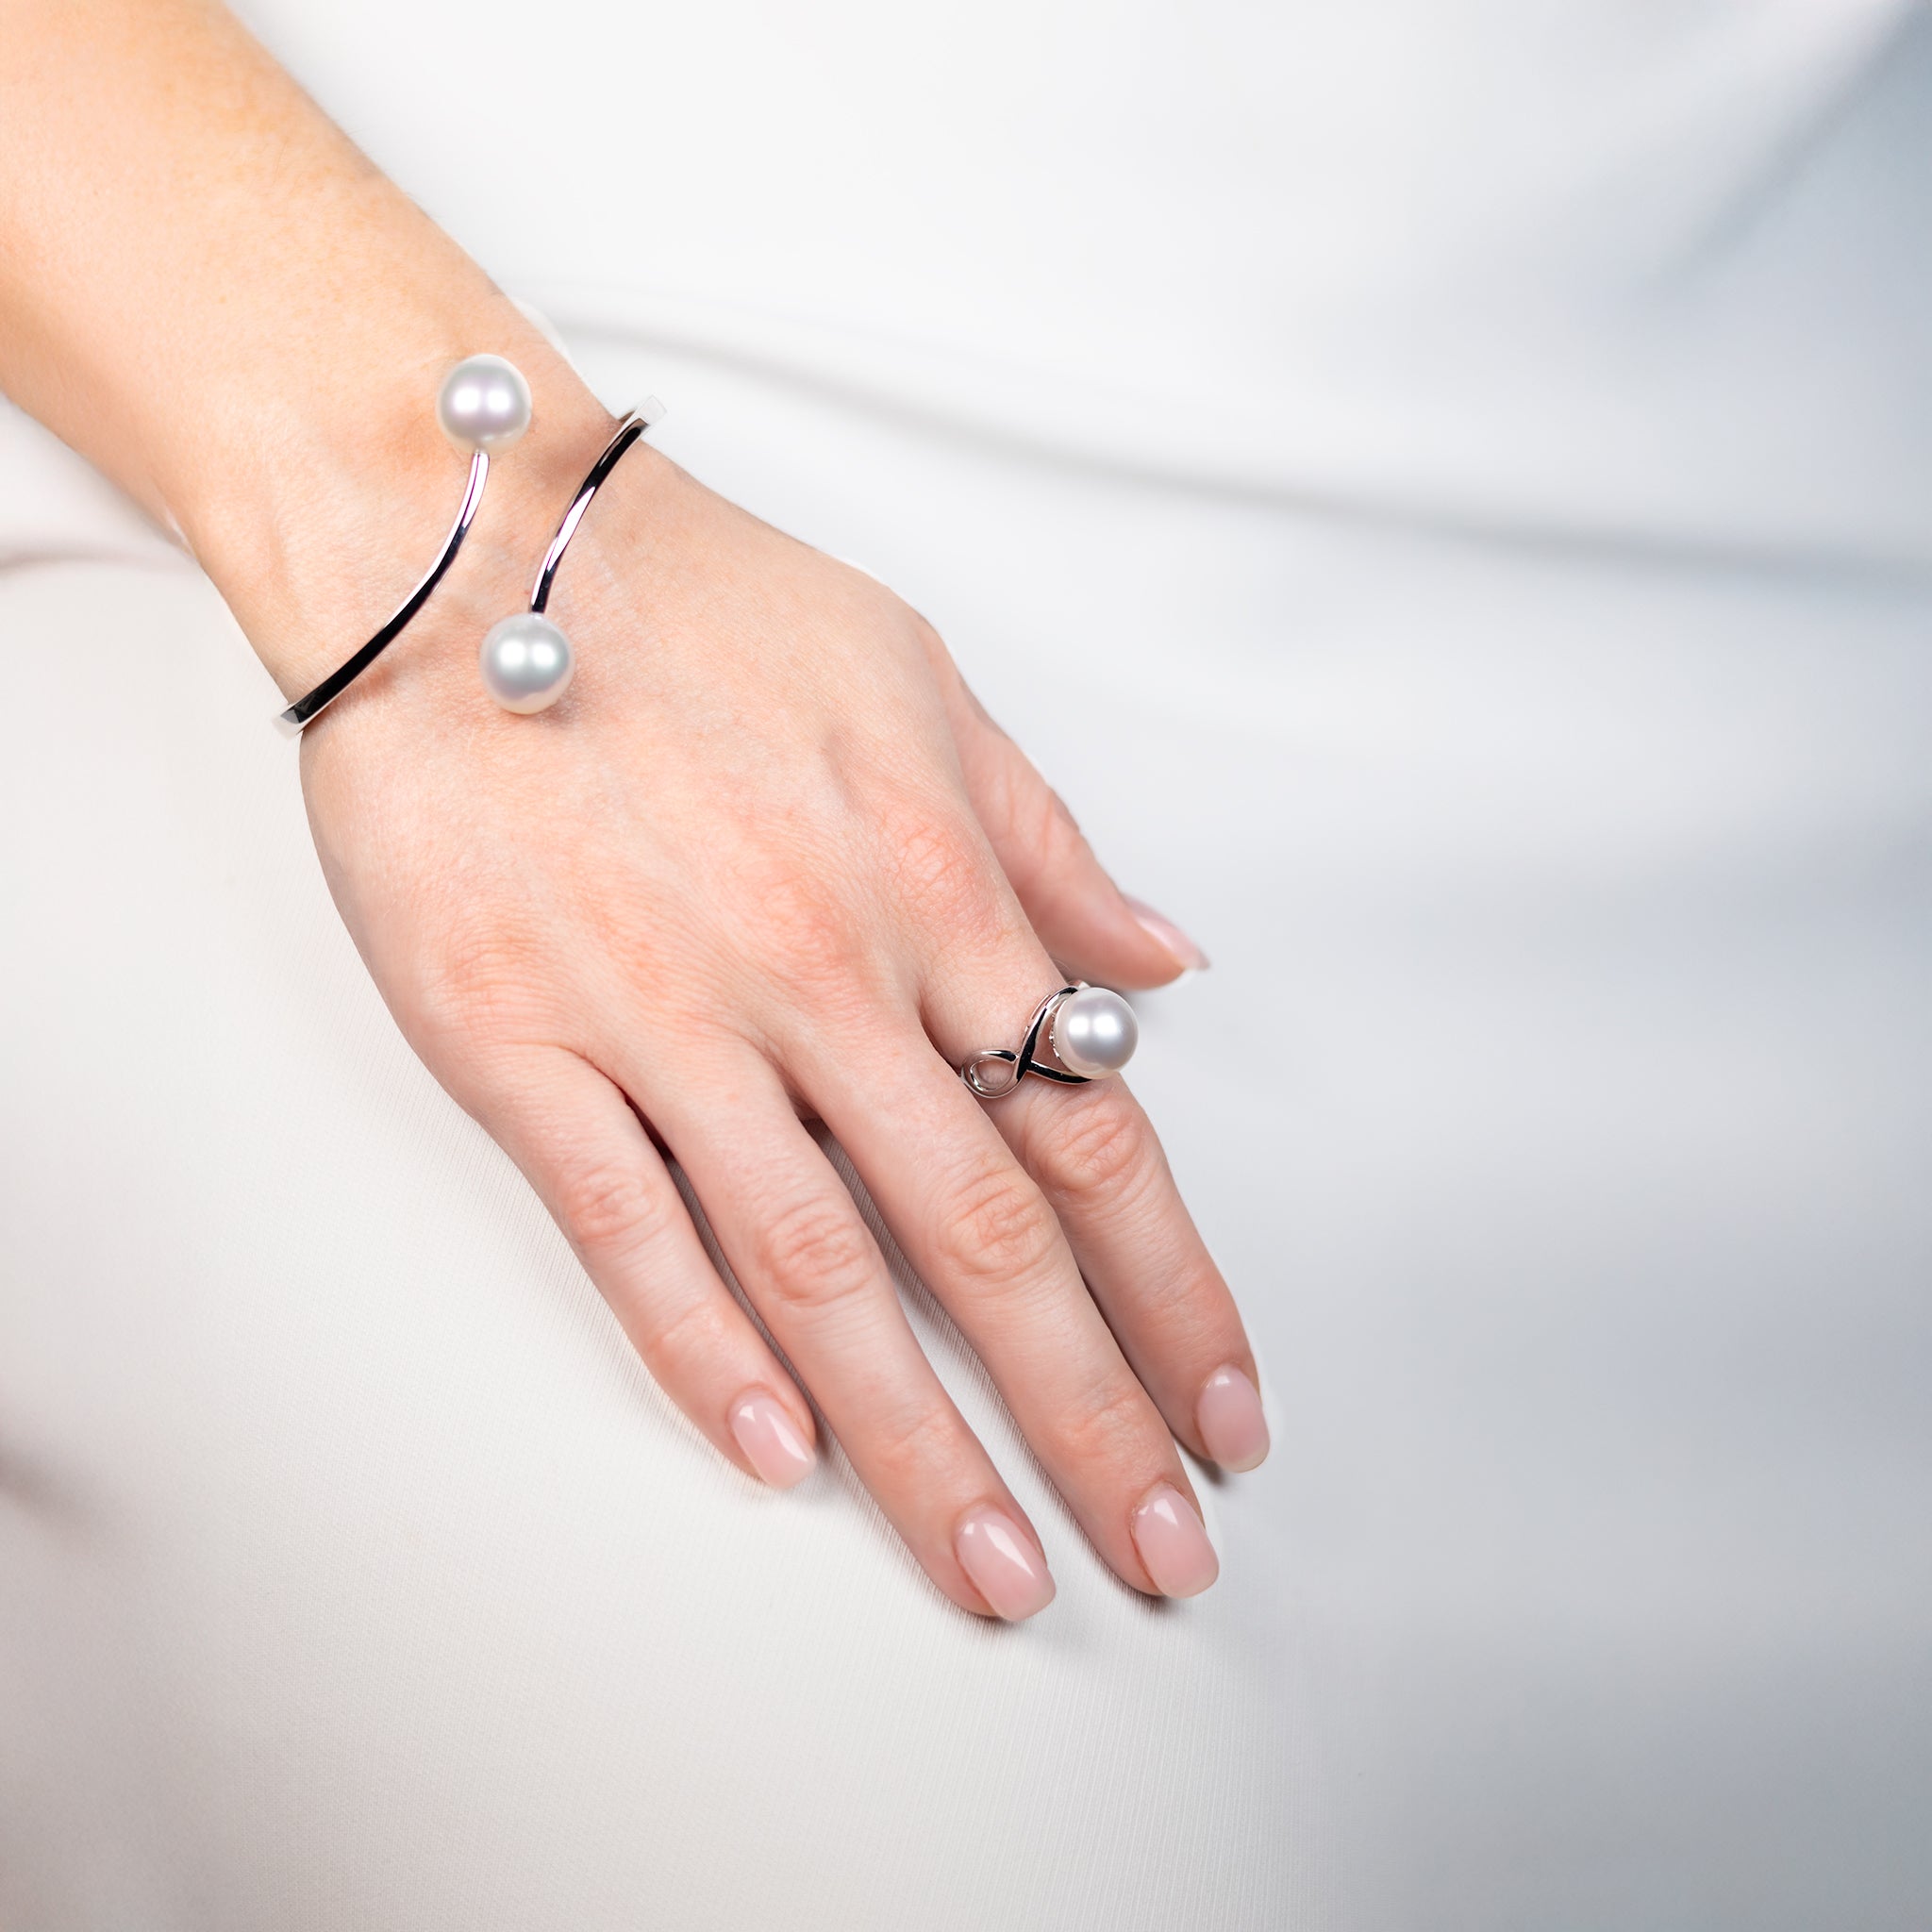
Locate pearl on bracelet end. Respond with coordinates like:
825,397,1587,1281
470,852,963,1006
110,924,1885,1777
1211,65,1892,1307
480,613,573,712
438,355,533,453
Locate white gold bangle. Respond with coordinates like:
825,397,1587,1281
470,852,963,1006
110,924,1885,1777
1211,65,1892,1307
276,355,533,734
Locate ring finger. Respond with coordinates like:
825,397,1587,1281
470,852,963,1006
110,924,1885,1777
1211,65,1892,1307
624,1039,1060,1622
934,959,1268,1475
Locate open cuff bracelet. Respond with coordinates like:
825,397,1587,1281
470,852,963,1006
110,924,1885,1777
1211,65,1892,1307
276,360,663,730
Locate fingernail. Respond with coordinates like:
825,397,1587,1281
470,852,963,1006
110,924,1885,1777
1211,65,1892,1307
1130,1483,1220,1597
1197,1364,1271,1472
956,1506,1058,1621
728,1392,817,1490
1124,895,1210,972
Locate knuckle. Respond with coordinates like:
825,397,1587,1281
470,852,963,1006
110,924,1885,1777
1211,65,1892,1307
935,1156,1062,1291
641,1291,734,1386
906,608,954,681
752,1191,877,1315
907,607,947,658
972,743,1032,850
1059,1374,1162,1473
1032,779,1087,857
749,867,866,990
1033,1091,1150,1204
887,811,999,936
555,1157,672,1261
993,756,1082,864
1136,1257,1227,1332
412,921,559,1049
862,1398,967,1490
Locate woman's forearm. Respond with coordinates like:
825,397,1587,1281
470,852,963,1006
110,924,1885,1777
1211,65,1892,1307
0,0,612,694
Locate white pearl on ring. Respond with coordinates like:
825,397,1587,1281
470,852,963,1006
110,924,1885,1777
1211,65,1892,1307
438,355,533,452
480,613,574,712
1052,986,1139,1078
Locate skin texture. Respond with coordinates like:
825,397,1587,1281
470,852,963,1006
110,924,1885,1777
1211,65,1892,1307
0,0,1265,1616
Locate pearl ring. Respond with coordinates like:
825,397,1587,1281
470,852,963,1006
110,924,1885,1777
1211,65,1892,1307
278,355,533,732
478,398,664,714
960,983,1140,1099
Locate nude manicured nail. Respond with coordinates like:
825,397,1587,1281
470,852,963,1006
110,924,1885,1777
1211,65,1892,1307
1131,1484,1220,1597
1124,895,1210,972
956,1507,1057,1621
728,1392,816,1490
1197,1364,1271,1472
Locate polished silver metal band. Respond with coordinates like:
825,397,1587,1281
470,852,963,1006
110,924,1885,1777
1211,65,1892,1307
960,986,1093,1099
528,398,664,611
276,450,490,734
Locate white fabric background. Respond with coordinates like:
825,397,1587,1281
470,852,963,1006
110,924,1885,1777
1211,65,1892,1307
2,4,1930,1926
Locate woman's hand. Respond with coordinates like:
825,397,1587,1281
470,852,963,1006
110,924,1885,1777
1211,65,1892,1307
0,0,1267,1620
298,440,1269,1617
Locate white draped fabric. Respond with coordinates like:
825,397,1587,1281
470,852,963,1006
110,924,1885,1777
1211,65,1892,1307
3,5,1928,1926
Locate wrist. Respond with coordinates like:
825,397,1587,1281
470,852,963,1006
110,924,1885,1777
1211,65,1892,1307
172,308,621,703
